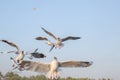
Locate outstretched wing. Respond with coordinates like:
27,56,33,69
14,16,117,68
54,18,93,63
1,40,19,51
41,27,57,40
35,36,48,41
61,36,81,42
59,61,92,67
19,60,50,73
31,53,46,58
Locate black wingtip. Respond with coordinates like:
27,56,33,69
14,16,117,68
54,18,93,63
35,37,39,40
41,27,45,30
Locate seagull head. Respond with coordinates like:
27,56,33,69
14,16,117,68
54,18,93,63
21,51,24,54
57,37,61,41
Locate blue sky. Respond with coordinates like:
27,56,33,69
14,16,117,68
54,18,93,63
0,0,120,79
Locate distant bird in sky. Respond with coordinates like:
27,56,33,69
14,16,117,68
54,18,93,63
35,27,81,52
33,7,37,11
18,57,92,80
26,48,46,59
0,39,24,68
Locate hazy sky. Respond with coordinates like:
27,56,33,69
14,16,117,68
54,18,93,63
0,0,120,80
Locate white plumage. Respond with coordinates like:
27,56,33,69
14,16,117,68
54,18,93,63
35,27,81,52
18,57,92,80
0,39,24,68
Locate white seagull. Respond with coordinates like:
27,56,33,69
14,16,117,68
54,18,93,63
0,39,24,68
18,57,92,80
35,27,81,52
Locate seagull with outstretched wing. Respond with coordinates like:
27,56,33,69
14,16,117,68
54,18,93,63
18,57,92,80
0,39,24,68
40,27,81,52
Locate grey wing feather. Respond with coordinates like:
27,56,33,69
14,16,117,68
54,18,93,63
1,40,19,51
41,27,57,40
19,60,50,73
59,61,92,67
35,36,48,41
7,51,19,54
62,36,81,42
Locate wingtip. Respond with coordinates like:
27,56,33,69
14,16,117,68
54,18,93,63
90,61,93,65
10,57,13,60
88,61,93,67
35,37,40,40
41,27,45,30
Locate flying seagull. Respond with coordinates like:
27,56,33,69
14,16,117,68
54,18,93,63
18,57,92,80
26,48,46,59
35,27,81,52
0,39,24,68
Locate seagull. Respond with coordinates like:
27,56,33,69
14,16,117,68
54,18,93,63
0,39,24,68
18,57,93,80
26,48,46,59
35,27,81,52
10,51,24,68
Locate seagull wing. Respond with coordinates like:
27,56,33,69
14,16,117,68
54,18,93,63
49,45,55,52
41,27,57,40
59,61,92,67
7,51,19,54
35,36,48,41
34,48,38,53
1,40,19,51
19,60,50,73
61,36,81,42
31,53,46,58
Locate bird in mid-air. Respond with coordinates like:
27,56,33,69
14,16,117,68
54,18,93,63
17,57,92,80
0,39,24,68
35,27,81,52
